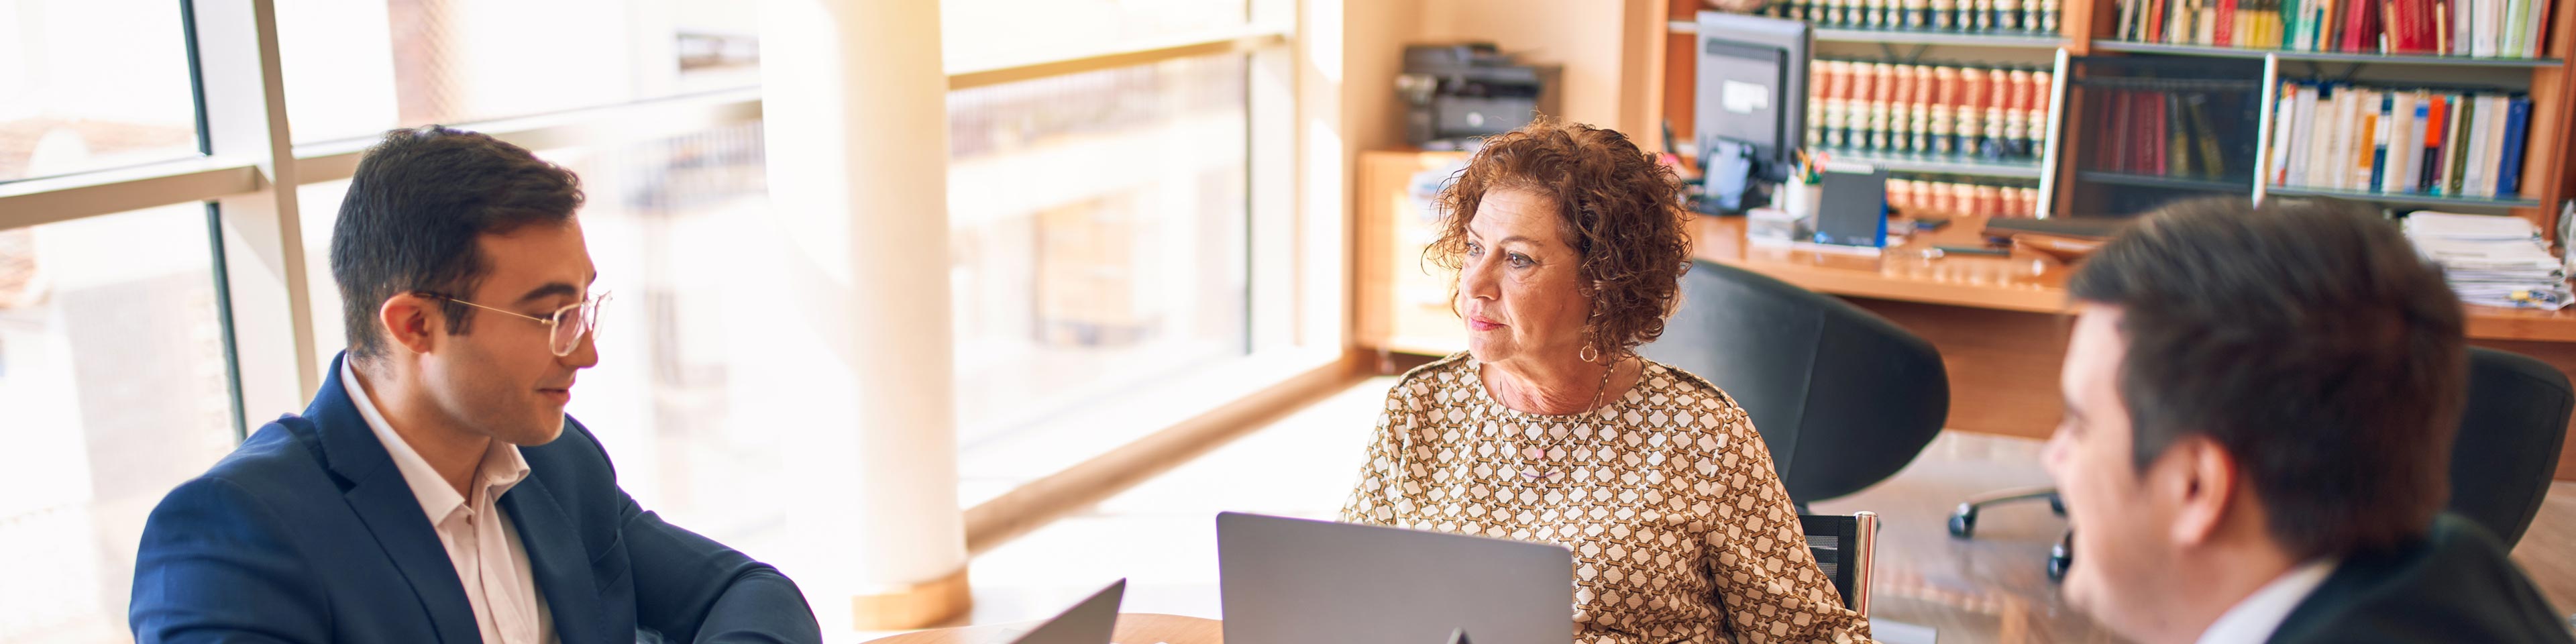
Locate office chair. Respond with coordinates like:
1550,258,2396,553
2448,346,2573,547
1799,512,1880,616
1640,260,1949,506
1955,345,2576,582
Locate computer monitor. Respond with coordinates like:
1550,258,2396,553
1694,11,1811,186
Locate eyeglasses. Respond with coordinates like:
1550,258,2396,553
415,290,610,357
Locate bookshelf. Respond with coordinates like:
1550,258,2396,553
1829,148,2050,177
1816,27,2070,46
2090,40,2566,66
1664,0,2576,235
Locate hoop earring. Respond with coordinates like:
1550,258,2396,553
1578,344,1600,363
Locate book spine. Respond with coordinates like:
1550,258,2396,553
2463,94,2483,195
1933,66,1960,155
2192,96,2229,178
2504,0,2530,54
2151,0,2171,40
2306,85,2338,186
2420,93,2449,191
2039,0,2064,32
1986,67,2012,157
1906,0,1935,28
2002,68,2033,158
2287,81,2308,184
1902,64,1928,153
1811,63,1830,150
2166,93,2188,176
2220,0,2242,44
1962,65,1990,156
2522,0,2549,56
2351,89,2380,189
1935,0,1961,30
2445,93,2472,194
2479,94,2508,196
2479,0,2504,56
2498,95,2529,195
1885,62,1906,150
2329,86,2360,188
2369,91,2393,189
2026,68,2052,155
2400,92,2421,191
2287,83,2316,184
2000,0,2028,29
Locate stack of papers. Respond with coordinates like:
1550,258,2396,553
2404,212,2571,310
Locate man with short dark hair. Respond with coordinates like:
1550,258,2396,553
129,125,822,643
2045,197,2573,644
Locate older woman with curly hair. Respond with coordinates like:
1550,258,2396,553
1340,119,1870,644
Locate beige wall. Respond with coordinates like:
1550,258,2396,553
1407,0,1666,140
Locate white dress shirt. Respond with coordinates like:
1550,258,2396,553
343,363,557,644
2194,559,2340,644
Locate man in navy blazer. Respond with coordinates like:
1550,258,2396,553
129,125,822,643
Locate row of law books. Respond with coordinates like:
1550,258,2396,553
2113,0,2553,56
2267,80,2532,198
1886,176,2043,217
1756,0,2060,34
2086,84,2261,181
1807,59,2055,161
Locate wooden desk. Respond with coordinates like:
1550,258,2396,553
1693,215,2576,480
1353,149,2576,478
860,614,1221,644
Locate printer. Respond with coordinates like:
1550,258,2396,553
1397,43,1561,149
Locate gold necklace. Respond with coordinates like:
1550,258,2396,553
1517,356,1621,481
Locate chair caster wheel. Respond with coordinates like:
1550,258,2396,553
1947,504,1977,538
2047,536,2073,582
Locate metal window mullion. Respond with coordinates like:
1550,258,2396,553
194,0,321,418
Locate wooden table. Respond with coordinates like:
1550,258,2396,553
859,614,1221,644
1693,215,2576,480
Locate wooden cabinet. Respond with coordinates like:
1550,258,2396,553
1354,150,1474,356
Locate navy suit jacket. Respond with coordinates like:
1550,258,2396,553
129,354,822,643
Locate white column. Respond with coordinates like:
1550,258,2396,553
751,0,969,631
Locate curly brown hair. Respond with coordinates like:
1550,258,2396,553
1427,118,1693,362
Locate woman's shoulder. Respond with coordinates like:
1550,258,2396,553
1389,351,1478,393
1631,358,1748,416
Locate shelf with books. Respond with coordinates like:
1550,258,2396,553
2257,80,2539,211
1815,28,2071,47
2091,40,2564,66
2104,0,2561,61
2265,184,2544,206
2077,170,2252,191
1819,148,2050,177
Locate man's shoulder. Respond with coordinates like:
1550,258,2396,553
2270,515,2575,644
186,415,337,502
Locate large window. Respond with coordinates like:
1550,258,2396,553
0,205,235,641
0,2,1310,640
948,54,1253,472
0,0,200,181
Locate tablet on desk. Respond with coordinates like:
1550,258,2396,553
1216,512,1573,644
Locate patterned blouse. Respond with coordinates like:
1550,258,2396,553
1340,353,1871,644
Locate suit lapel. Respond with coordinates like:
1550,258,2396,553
500,476,602,644
311,353,483,644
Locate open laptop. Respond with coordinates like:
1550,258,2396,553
1216,512,1574,644
1003,578,1124,644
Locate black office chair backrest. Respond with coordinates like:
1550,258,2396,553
2448,346,2572,547
1798,512,1878,616
1641,260,1949,504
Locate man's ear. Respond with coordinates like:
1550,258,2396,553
2161,435,2241,547
379,293,445,356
